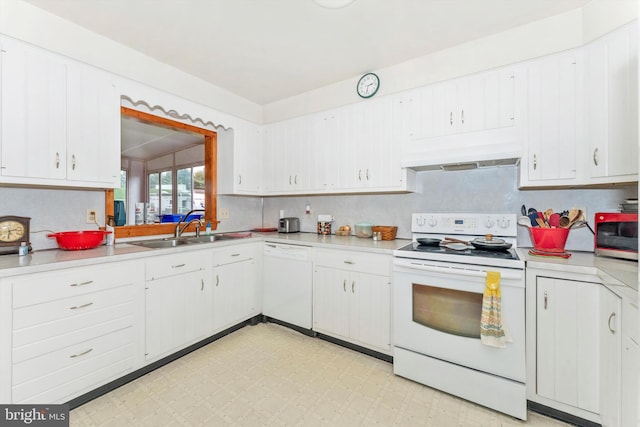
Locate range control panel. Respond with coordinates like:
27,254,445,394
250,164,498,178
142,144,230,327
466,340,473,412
412,213,517,237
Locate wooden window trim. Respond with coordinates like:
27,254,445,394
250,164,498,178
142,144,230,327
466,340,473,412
106,106,218,239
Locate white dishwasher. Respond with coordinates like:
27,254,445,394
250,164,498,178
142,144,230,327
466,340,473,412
262,242,313,330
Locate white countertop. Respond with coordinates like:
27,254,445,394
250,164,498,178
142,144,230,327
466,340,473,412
519,248,638,300
0,232,410,278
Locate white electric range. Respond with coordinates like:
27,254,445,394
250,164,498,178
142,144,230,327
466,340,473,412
392,212,527,420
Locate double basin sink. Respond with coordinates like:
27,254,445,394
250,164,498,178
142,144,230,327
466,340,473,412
130,234,244,249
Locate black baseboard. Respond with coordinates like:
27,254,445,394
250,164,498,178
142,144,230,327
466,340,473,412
66,315,261,410
262,316,316,337
528,401,601,427
314,332,393,363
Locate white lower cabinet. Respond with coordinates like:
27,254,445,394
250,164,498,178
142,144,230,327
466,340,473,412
212,242,261,333
1,261,145,404
313,249,391,354
144,251,211,361
527,269,623,426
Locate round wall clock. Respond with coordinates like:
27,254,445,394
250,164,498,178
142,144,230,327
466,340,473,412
0,216,31,254
357,72,380,99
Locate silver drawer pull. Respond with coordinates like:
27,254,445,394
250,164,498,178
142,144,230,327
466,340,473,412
231,253,240,257
70,280,93,287
344,260,355,265
70,348,93,358
172,263,186,268
70,302,93,310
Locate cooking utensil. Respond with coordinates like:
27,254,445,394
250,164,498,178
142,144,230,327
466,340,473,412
518,216,532,227
559,215,571,227
536,218,549,228
470,238,512,251
527,208,537,215
47,230,111,250
440,242,469,251
548,213,561,228
416,237,441,246
520,204,527,216
528,213,540,226
442,236,471,245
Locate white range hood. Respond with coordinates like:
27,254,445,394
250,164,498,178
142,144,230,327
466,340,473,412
401,137,523,172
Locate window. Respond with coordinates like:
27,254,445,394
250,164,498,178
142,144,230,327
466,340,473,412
108,106,217,239
148,165,205,219
114,170,127,204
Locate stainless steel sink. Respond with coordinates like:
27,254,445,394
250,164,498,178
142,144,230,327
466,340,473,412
130,238,193,249
130,233,248,249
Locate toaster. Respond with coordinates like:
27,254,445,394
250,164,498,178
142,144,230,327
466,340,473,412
278,217,300,233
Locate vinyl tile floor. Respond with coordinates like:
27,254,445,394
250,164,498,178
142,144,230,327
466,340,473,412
70,323,570,427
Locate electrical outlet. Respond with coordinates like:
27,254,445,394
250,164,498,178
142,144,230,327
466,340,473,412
86,209,97,224
219,208,230,219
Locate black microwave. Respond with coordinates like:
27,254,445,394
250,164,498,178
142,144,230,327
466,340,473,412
594,212,638,260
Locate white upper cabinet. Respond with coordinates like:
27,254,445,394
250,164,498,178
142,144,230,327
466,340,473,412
402,65,522,169
520,50,578,187
66,62,120,187
262,116,316,194
0,37,121,188
342,95,407,191
1,37,67,181
584,21,638,183
218,122,261,194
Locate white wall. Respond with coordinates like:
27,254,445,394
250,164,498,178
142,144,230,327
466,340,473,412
263,0,638,123
0,0,262,124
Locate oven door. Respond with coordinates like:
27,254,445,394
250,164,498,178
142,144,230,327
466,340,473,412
393,258,525,382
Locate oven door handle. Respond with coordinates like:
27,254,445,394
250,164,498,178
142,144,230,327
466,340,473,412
394,260,522,280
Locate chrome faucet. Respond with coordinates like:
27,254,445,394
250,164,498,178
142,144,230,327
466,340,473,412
175,209,205,238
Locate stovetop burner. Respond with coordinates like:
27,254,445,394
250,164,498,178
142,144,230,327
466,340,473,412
400,241,519,261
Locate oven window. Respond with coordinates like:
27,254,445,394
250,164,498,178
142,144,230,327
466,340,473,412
412,283,482,339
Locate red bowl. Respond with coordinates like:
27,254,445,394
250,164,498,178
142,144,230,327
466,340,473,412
528,227,569,253
47,230,111,251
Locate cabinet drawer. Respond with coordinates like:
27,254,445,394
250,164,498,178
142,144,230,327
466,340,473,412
12,327,135,403
314,249,391,276
145,251,207,281
214,243,259,266
13,285,135,362
623,298,638,344
12,261,141,308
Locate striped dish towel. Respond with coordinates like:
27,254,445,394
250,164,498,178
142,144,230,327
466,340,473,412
480,271,512,348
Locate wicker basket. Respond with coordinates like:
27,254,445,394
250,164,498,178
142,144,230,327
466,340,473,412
371,226,398,240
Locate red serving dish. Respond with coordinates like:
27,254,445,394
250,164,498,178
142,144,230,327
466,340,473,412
47,230,111,250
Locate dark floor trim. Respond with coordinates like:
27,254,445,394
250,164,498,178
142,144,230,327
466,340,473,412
315,332,393,363
262,316,316,337
528,401,601,427
66,315,261,410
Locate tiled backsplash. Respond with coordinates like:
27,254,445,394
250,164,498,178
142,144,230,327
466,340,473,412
0,166,636,252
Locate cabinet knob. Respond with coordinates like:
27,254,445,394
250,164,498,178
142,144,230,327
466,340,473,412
72,154,77,170
351,281,355,293
450,111,453,126
544,291,548,310
343,279,347,292
593,148,599,166
461,109,464,125
533,154,537,170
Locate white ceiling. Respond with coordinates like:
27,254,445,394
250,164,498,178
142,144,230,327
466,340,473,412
24,0,590,106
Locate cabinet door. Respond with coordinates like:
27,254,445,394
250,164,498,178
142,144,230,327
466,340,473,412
536,277,599,413
526,51,577,183
315,111,343,191
66,62,120,186
0,37,66,180
145,269,210,360
212,258,258,332
234,123,261,194
348,272,391,352
586,22,639,180
312,266,350,338
599,286,621,427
